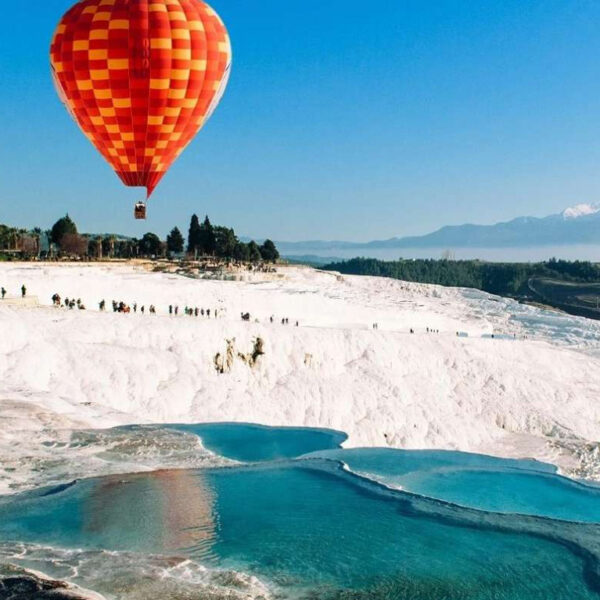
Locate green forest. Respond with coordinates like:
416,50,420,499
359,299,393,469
323,257,600,297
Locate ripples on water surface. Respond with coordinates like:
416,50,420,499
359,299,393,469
1,423,600,599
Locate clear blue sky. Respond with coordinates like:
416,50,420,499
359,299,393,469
2,0,600,241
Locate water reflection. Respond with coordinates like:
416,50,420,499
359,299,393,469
2,458,600,599
84,470,217,558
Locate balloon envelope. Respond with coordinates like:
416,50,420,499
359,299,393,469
50,0,232,198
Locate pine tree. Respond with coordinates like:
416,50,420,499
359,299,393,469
140,232,161,256
247,240,262,263
214,226,237,258
167,227,184,254
260,239,279,262
233,241,250,261
51,214,78,246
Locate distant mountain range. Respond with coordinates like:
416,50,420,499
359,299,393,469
271,203,600,252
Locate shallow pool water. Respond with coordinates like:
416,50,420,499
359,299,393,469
1,461,599,599
1,424,600,599
168,422,346,462
312,448,600,522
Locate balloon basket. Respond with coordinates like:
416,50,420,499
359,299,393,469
134,201,147,220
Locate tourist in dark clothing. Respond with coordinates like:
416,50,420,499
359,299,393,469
1,287,5,299
21,285,26,298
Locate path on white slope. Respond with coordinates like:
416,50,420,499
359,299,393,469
0,262,599,492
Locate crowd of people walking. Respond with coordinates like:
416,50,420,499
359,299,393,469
52,293,86,310
48,293,222,319
4,283,522,342
102,300,156,314
171,305,218,318
240,313,299,327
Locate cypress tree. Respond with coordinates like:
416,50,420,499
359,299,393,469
199,215,216,255
187,214,201,253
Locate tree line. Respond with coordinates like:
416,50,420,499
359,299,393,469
0,214,279,263
171,214,279,262
323,257,600,297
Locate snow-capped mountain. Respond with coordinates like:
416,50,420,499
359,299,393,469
562,203,600,220
275,204,600,251
377,203,600,248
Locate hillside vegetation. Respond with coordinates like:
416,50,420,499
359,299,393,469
324,258,600,296
324,257,600,318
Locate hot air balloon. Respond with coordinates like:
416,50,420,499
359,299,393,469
50,0,232,219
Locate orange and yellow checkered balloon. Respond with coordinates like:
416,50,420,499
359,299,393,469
50,0,231,198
